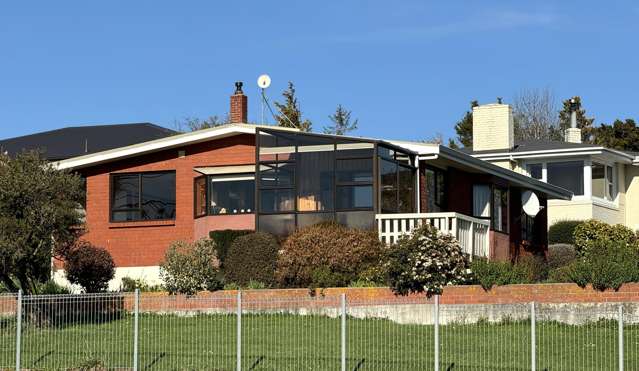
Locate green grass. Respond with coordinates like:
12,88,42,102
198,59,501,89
1,313,638,370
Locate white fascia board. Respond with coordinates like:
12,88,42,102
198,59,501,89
387,140,440,155
478,151,602,161
477,148,633,164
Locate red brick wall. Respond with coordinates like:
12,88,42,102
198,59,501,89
80,134,256,267
193,214,255,240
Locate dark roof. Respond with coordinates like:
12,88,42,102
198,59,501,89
462,139,601,155
0,123,177,161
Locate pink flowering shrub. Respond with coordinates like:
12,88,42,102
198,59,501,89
386,223,471,297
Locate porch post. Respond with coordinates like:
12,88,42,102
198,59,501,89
469,222,474,258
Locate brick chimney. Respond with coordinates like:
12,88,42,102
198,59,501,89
472,102,514,151
230,81,248,124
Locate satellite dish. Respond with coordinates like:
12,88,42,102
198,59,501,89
257,74,271,89
522,190,541,217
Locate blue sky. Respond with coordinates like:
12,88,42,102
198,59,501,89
1,1,638,142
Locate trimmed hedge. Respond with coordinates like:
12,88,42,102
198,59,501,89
276,222,385,288
209,229,253,267
573,220,638,258
548,220,583,245
547,244,577,270
224,232,280,287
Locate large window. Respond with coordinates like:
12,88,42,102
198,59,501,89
592,163,616,201
194,174,255,217
547,161,584,196
111,172,176,221
527,163,543,180
378,146,416,213
256,129,380,235
472,184,508,233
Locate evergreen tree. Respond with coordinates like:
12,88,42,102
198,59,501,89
324,104,358,135
558,96,595,143
592,119,639,151
274,82,312,132
173,115,230,132
453,100,479,148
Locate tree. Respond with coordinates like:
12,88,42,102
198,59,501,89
592,119,639,151
453,100,479,148
558,96,595,143
0,151,84,293
173,115,230,132
324,104,358,135
512,88,561,141
274,82,312,132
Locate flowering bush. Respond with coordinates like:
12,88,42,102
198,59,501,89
386,224,471,297
160,239,222,295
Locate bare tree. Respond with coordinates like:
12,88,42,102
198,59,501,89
512,88,561,141
173,115,230,132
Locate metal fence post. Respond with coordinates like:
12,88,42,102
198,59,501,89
341,293,346,371
619,305,624,371
237,290,242,371
15,289,22,371
434,294,439,371
531,302,536,371
133,289,139,371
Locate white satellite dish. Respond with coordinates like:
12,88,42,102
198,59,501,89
522,190,541,217
257,74,271,89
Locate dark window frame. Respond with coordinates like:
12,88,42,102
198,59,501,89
193,173,256,218
491,186,509,233
109,170,176,223
378,145,417,214
424,165,447,211
193,175,207,219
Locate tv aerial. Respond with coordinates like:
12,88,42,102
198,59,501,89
257,74,272,125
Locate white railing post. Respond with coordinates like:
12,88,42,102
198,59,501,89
15,289,22,371
237,290,242,371
469,222,475,259
531,302,536,371
434,295,439,371
133,289,139,371
619,305,624,371
341,293,346,371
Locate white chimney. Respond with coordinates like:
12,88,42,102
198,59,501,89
472,102,514,151
564,98,581,143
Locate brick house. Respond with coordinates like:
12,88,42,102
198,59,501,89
51,84,571,288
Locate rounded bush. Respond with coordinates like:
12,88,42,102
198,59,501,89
573,220,638,257
386,223,470,297
160,239,222,295
64,242,115,293
276,222,385,288
224,232,280,287
547,244,577,270
548,220,583,245
209,229,253,267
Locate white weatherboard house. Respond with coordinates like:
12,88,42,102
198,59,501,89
466,102,639,230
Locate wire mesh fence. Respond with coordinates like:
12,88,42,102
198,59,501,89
1,291,638,370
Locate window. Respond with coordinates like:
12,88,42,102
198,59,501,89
547,161,584,196
380,159,398,213
492,187,508,233
521,212,536,242
527,163,543,180
472,185,491,218
297,151,334,211
592,163,616,201
336,157,374,210
111,172,176,221
194,176,207,217
425,168,446,212
378,146,416,214
209,176,255,214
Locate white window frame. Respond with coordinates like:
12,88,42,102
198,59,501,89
590,161,617,204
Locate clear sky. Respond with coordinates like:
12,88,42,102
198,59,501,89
1,1,638,142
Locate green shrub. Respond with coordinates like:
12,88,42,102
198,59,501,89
119,277,163,292
223,282,241,290
470,255,548,290
547,265,575,283
224,232,279,287
37,280,72,295
64,242,115,293
245,280,267,290
276,222,385,288
564,240,639,290
386,223,471,297
547,244,577,270
514,255,548,283
160,239,223,295
573,220,638,258
209,229,253,267
548,220,583,245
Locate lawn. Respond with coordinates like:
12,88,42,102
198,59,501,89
1,312,637,370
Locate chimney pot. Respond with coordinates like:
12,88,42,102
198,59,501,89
230,81,248,124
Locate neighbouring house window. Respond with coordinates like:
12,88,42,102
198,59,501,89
472,185,491,218
547,161,584,196
592,163,617,201
425,168,446,212
492,187,508,233
209,175,255,214
111,171,176,221
527,163,543,180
